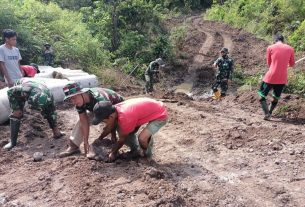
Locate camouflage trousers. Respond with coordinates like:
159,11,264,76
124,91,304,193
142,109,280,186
9,96,58,129
212,74,229,95
145,74,154,93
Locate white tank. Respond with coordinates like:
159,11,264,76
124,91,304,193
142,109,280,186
0,66,99,124
0,87,10,124
67,75,99,88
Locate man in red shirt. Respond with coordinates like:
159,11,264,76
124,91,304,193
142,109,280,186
92,97,168,162
258,34,295,120
21,63,40,77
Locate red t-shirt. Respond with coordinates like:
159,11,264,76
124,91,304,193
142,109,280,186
263,42,295,84
21,65,37,77
115,98,168,135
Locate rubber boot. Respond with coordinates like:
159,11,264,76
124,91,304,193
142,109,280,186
260,100,270,120
269,101,278,115
3,118,21,150
212,89,221,100
59,139,80,158
144,137,154,158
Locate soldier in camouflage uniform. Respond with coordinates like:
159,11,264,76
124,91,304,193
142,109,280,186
43,43,54,66
145,58,164,93
3,79,64,150
212,48,234,97
59,83,124,159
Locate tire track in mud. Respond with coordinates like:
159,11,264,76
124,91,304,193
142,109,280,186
175,16,236,96
222,33,234,53
175,16,220,94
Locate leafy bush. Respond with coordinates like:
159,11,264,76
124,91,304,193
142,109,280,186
206,0,305,50
289,20,305,51
233,64,262,87
285,71,305,95
0,0,110,70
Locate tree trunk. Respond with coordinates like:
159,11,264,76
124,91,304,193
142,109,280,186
111,4,119,51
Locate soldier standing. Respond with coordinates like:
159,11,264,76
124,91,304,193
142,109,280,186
145,58,164,94
43,43,54,66
212,48,234,98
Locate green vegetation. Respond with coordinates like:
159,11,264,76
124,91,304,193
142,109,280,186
207,0,305,95
273,104,299,116
233,65,262,88
285,71,305,94
206,0,305,51
1,0,213,79
0,0,110,70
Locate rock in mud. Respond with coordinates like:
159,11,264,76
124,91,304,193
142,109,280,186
33,152,44,162
0,194,7,205
145,167,166,179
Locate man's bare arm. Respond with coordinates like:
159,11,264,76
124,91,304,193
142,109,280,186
98,124,115,140
79,112,90,154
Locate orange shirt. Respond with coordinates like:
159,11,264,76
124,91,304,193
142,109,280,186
21,65,37,77
115,98,168,135
263,42,295,84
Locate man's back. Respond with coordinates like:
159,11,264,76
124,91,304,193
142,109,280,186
21,65,37,77
115,98,168,135
264,42,295,84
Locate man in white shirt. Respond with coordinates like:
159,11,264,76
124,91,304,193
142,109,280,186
0,29,24,87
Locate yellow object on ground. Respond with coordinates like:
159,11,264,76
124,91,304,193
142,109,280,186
212,90,221,100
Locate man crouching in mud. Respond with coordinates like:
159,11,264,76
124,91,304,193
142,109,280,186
91,97,168,162
3,78,64,150
59,83,124,160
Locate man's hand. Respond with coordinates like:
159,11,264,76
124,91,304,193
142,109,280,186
108,152,117,162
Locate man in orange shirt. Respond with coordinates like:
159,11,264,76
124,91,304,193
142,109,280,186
21,63,40,77
258,34,295,120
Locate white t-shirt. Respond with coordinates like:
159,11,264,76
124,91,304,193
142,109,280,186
0,44,22,83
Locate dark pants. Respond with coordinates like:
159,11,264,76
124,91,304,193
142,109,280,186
258,82,285,115
258,82,285,100
212,76,228,95
145,74,153,93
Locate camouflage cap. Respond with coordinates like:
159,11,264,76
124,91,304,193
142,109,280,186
220,47,229,54
63,82,84,100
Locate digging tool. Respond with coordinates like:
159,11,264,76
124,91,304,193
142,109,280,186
120,64,140,87
295,56,305,64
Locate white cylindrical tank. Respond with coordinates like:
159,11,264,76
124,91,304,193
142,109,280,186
0,65,99,124
0,87,10,124
67,75,99,88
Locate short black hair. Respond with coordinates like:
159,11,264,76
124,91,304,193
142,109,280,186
2,29,17,42
275,34,284,42
30,63,40,73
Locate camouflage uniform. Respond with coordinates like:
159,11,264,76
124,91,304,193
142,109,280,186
76,88,124,114
7,79,57,129
43,44,54,66
69,87,124,148
145,61,160,93
212,55,234,96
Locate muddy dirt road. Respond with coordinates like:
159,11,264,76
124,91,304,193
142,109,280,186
1,16,305,207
